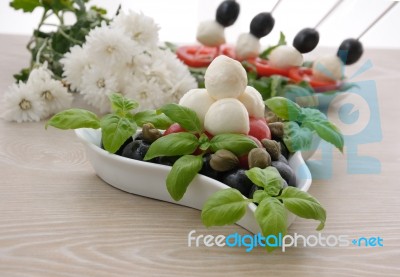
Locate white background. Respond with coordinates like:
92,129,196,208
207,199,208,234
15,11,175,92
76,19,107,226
0,0,399,49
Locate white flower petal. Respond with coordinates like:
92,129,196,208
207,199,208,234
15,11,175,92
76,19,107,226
2,82,45,123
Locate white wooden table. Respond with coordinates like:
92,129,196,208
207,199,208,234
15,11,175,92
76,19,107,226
1,34,399,276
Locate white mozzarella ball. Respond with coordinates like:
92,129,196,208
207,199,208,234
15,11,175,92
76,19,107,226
235,33,261,60
196,20,225,47
179,88,215,125
204,98,249,135
312,55,344,81
268,45,303,68
238,86,265,118
204,55,247,100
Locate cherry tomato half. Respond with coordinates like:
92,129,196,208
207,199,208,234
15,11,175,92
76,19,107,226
176,44,236,68
248,58,292,77
288,67,340,92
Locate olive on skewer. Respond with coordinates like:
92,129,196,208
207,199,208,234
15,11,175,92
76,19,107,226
293,28,320,54
197,0,240,47
235,12,275,60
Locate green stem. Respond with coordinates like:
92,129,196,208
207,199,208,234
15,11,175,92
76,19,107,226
58,28,82,44
37,9,53,30
35,38,49,65
55,12,65,26
41,24,82,45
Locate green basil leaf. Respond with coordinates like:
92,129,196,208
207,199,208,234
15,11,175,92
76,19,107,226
253,190,270,203
166,155,203,201
100,114,137,154
283,122,313,152
259,32,287,59
301,107,328,122
283,84,317,107
201,188,249,227
159,104,202,133
109,93,138,114
133,110,173,130
255,197,287,252
280,187,326,231
245,167,283,196
303,120,344,152
249,76,288,100
210,134,258,156
301,108,344,151
10,0,41,12
265,97,302,121
46,109,100,130
144,132,199,160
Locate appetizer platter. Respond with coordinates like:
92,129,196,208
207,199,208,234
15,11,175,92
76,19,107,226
5,0,396,252
46,56,343,250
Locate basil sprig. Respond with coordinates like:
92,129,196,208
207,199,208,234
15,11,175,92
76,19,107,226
46,93,173,153
265,97,344,152
201,166,326,252
259,32,287,60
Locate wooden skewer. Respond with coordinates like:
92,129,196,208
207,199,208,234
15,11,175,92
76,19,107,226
271,0,282,14
357,1,398,40
314,0,344,29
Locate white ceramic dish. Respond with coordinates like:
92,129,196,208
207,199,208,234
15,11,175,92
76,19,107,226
75,128,312,234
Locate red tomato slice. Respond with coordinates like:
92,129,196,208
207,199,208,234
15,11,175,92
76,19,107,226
248,58,292,77
176,45,236,68
289,67,340,92
176,45,218,67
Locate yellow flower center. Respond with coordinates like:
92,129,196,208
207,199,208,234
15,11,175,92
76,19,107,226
106,46,115,53
19,99,31,110
97,78,106,88
139,91,147,99
41,90,54,101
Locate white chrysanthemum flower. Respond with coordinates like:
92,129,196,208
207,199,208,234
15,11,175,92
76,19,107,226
85,22,138,69
80,67,121,113
124,73,165,110
30,78,73,117
27,61,53,85
61,45,91,91
152,49,197,103
2,82,44,123
111,10,159,49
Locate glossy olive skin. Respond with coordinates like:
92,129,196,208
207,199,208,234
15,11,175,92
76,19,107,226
216,0,240,27
250,12,275,38
293,28,320,53
337,38,363,65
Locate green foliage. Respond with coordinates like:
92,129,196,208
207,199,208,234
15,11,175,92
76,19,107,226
47,93,171,154
265,97,344,152
202,165,327,252
10,0,109,82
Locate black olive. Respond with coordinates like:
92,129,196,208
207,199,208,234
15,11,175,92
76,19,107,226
293,28,320,53
337,38,363,65
215,0,240,27
249,12,275,39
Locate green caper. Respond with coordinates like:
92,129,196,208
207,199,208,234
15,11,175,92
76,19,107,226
248,148,271,169
261,139,281,161
210,149,239,172
268,122,284,139
142,123,162,143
